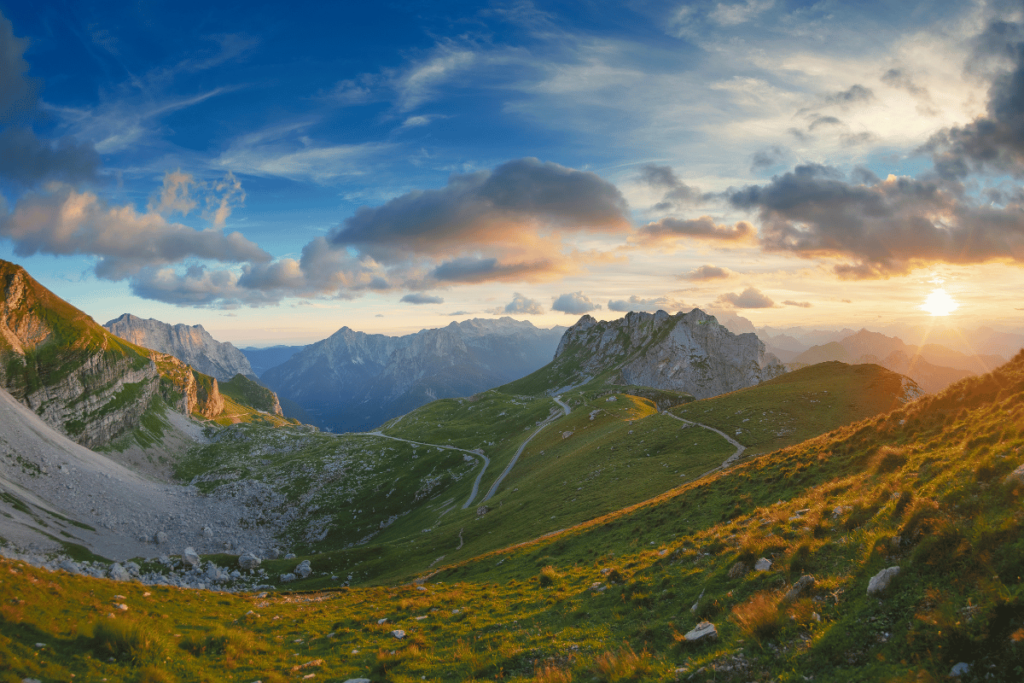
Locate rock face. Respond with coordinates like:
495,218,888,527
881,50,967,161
261,317,565,432
105,313,256,382
546,309,785,399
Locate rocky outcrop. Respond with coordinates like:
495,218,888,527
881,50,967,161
194,375,225,419
105,314,255,382
550,309,786,399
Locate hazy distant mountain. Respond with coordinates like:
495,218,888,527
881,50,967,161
260,318,566,432
105,314,255,382
239,345,305,376
791,329,990,393
504,309,786,398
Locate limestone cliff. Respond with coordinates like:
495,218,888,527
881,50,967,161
543,309,786,398
104,313,255,381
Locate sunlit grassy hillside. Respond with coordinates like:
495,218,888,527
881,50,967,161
3,352,1023,681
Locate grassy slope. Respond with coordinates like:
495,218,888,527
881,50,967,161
2,354,1023,681
219,374,280,414
671,361,915,455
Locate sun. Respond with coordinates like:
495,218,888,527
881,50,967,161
921,287,959,316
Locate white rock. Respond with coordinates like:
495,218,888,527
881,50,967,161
155,531,168,544
950,662,970,677
182,547,201,568
280,572,297,583
754,558,772,571
683,621,718,642
391,629,405,639
239,553,261,571
109,563,130,582
295,560,312,578
867,566,900,595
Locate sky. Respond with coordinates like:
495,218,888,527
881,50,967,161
0,0,1022,346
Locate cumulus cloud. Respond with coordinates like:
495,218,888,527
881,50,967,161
925,18,1024,179
0,11,99,187
729,163,1024,278
716,287,775,308
638,163,703,210
683,264,730,280
130,265,278,308
824,84,874,107
331,157,629,262
607,295,688,313
148,170,245,228
552,291,600,314
0,183,270,280
634,216,755,245
503,292,544,315
783,300,812,308
401,292,444,304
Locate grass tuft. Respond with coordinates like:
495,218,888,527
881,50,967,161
731,591,784,644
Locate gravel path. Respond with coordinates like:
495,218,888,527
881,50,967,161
345,431,491,510
662,411,746,468
482,396,569,503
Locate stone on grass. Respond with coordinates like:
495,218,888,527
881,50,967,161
109,563,130,582
280,572,297,583
754,558,772,572
391,629,405,639
182,547,201,569
867,566,900,595
783,575,815,603
950,662,970,677
683,621,718,643
295,560,312,578
239,553,261,571
1004,464,1024,487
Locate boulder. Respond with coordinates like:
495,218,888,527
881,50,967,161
182,547,201,569
202,526,214,540
867,566,900,595
295,560,312,578
754,558,772,572
155,531,168,544
1004,464,1024,487
280,572,297,583
266,548,281,560
783,575,815,603
727,561,748,579
391,629,406,639
109,563,130,582
950,662,971,677
683,621,718,643
239,553,261,571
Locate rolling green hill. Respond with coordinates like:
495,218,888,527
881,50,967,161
2,350,1021,681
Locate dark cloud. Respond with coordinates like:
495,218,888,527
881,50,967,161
729,163,1024,278
751,146,787,172
401,292,444,304
824,84,874,107
716,287,775,309
881,68,930,99
683,264,729,281
607,295,687,313
808,115,842,131
783,300,812,308
925,19,1024,179
635,216,755,244
504,292,544,315
431,257,559,283
0,11,99,187
638,163,703,210
330,157,629,261
552,291,599,314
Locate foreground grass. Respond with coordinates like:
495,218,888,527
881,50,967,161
5,354,1024,681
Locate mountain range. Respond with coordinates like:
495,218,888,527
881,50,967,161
259,317,567,432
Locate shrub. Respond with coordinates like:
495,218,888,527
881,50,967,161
92,619,166,663
534,660,573,682
731,592,783,643
589,645,654,682
539,565,560,587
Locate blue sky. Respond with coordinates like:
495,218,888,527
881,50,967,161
1,0,1022,345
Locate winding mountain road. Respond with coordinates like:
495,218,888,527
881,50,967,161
346,431,490,509
481,396,570,503
662,411,746,468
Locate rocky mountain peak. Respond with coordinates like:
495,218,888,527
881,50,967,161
104,314,255,382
